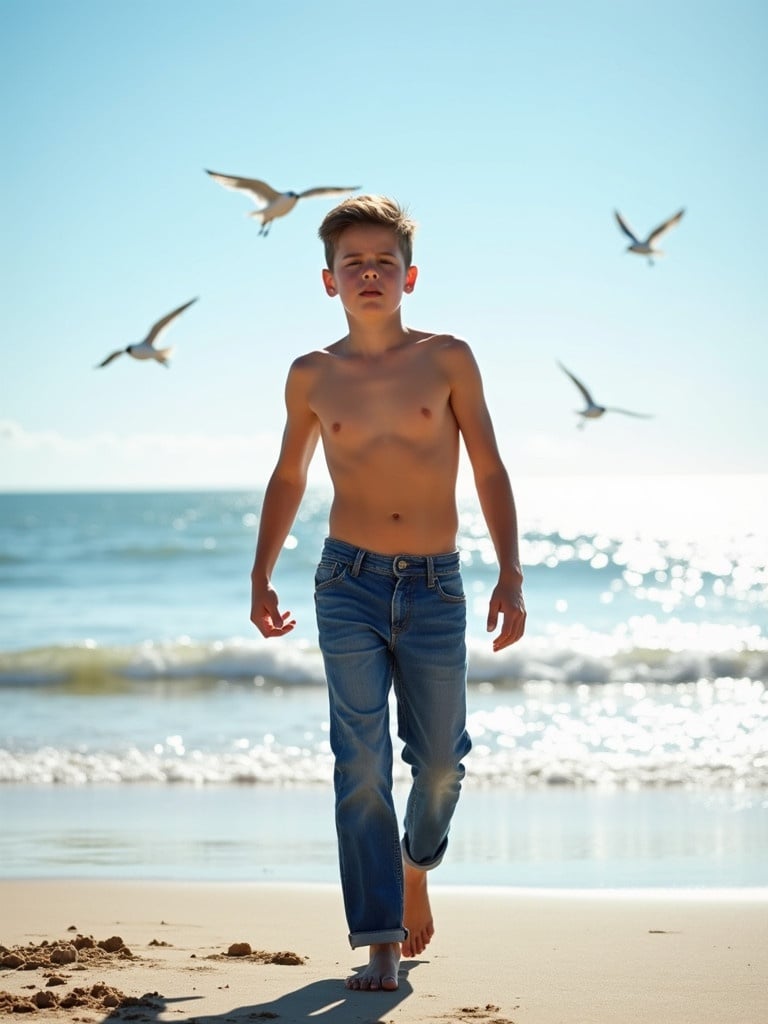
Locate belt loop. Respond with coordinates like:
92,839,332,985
351,548,365,577
426,555,436,588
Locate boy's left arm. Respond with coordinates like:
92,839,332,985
445,339,526,651
476,469,526,651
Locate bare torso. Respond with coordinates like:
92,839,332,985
305,332,461,554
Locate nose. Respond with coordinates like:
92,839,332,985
362,266,379,280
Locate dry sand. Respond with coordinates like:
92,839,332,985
0,880,765,1023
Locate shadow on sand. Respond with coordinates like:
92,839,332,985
104,959,423,1022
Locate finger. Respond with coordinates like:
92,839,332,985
268,610,296,632
492,625,513,651
255,619,296,638
252,606,296,638
486,603,499,634
492,610,526,651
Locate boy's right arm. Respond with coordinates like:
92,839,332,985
250,359,320,638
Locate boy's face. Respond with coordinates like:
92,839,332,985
322,224,417,317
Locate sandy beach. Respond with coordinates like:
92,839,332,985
1,881,765,1023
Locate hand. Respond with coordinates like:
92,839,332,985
486,579,526,652
250,580,296,638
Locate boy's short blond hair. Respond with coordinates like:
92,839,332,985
318,195,416,269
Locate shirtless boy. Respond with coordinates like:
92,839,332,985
250,195,526,991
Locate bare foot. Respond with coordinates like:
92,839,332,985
345,942,400,991
402,862,434,957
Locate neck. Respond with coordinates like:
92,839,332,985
343,313,410,356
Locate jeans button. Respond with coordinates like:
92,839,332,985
397,559,408,570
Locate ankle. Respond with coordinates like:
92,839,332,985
370,942,399,956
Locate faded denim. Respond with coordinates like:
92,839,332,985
314,537,471,949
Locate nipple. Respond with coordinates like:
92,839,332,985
420,407,432,418
332,422,341,433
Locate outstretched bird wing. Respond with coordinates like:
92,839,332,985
646,208,685,245
604,407,653,418
96,349,124,369
145,298,198,347
206,171,283,205
557,361,596,405
614,210,640,244
297,185,361,199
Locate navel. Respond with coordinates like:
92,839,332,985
331,422,341,433
420,407,432,418
391,512,401,521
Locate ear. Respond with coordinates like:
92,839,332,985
404,265,418,294
322,268,337,296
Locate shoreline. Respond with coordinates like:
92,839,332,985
3,784,765,890
2,877,768,896
1,879,766,1023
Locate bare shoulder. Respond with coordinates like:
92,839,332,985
409,331,467,354
423,333,480,376
286,345,338,385
289,348,324,373
282,350,335,415
418,331,471,353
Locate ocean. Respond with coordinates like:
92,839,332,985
1,477,766,888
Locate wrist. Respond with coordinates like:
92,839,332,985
499,567,524,587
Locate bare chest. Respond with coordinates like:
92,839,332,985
310,359,452,449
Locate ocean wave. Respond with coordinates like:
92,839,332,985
1,734,765,789
1,635,767,689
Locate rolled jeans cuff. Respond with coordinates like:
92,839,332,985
348,927,407,949
401,835,448,872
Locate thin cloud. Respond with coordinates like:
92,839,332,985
0,420,326,491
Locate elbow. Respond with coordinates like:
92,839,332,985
474,463,511,493
267,464,309,494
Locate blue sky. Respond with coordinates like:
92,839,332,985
1,0,766,491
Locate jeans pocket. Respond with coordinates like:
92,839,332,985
314,559,347,592
434,572,466,603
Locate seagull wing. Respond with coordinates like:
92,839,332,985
604,407,654,418
646,208,685,244
205,171,283,205
144,298,198,347
297,185,361,199
96,349,125,368
557,361,596,405
614,210,640,245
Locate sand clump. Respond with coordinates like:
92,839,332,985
0,983,162,1014
219,942,306,965
0,934,147,1015
0,934,134,973
1,931,306,1015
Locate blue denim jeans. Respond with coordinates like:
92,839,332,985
314,537,471,949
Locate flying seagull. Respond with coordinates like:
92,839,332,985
557,361,653,427
205,171,360,235
96,298,198,369
614,208,684,264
